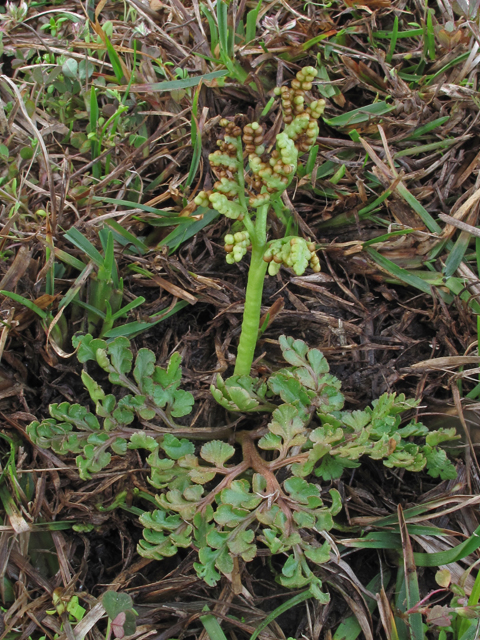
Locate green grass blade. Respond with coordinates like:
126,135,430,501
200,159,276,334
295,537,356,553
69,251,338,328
72,299,106,319
54,247,87,271
316,160,336,179
245,0,262,42
58,263,94,311
458,568,480,637
395,183,441,233
317,64,340,99
443,229,471,278
425,9,436,60
403,116,450,140
217,0,229,58
250,589,312,640
103,30,124,82
302,31,339,50
341,532,402,550
102,231,116,283
103,300,189,338
306,145,319,174
323,102,396,128
261,96,276,116
386,15,398,64
0,484,29,533
200,607,228,640
425,51,469,86
160,208,219,251
365,248,433,295
106,220,148,254
394,138,457,158
65,227,104,267
122,70,228,93
364,228,417,246
399,507,424,640
440,275,480,313
186,84,202,188
202,5,219,54
92,196,183,217
0,291,48,319
394,568,409,640
459,626,479,640
110,296,145,321
143,217,194,227
374,28,423,38
330,164,346,184
90,86,101,179
414,525,480,567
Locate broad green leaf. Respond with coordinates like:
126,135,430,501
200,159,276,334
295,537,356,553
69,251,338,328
102,592,133,621
293,510,316,528
214,504,249,527
161,434,195,460
139,509,183,532
77,446,111,479
189,467,217,484
129,433,158,451
111,438,127,455
425,428,459,446
314,454,360,481
219,479,262,509
307,348,330,375
283,477,322,508
137,535,178,559
342,410,370,431
200,441,235,467
170,389,194,417
257,432,282,451
62,58,78,78
304,541,330,565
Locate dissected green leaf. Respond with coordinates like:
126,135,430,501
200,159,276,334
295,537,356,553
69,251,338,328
33,326,460,599
266,404,307,449
73,334,108,362
134,348,156,394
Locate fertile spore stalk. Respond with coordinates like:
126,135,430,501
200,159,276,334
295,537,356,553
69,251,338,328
194,67,325,376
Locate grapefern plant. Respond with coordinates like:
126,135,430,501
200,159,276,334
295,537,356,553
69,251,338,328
27,65,460,601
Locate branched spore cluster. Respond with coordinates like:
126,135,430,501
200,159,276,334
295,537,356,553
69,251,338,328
194,66,324,276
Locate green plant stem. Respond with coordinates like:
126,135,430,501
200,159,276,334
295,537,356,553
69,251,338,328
234,202,270,375
234,241,268,376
